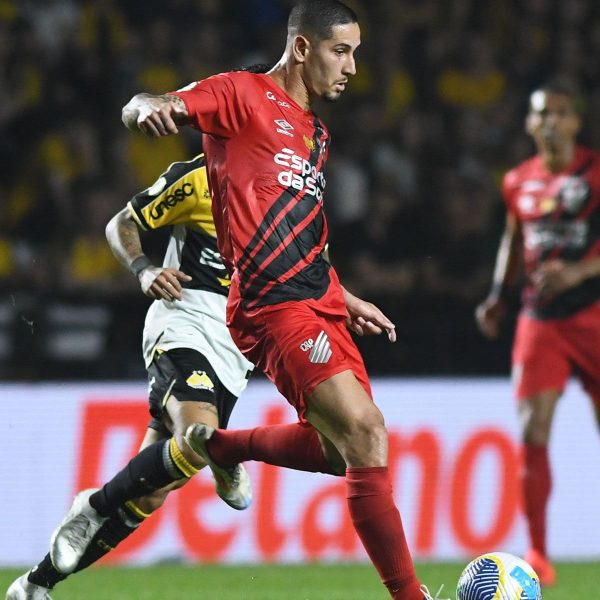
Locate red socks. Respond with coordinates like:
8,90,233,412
346,467,422,600
207,430,422,598
522,444,551,556
207,423,337,475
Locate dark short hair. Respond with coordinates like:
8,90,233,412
232,64,272,74
529,80,582,113
288,0,358,42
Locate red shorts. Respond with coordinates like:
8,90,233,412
512,300,600,405
227,299,372,420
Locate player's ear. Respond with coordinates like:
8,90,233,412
292,35,310,63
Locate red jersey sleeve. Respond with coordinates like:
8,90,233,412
501,168,520,216
170,72,257,138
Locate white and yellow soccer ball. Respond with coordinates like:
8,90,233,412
456,552,542,600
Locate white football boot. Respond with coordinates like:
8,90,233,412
5,573,52,600
184,423,252,510
50,488,107,574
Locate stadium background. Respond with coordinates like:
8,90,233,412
1,0,599,592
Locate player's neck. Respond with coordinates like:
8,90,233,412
539,143,576,173
268,62,311,112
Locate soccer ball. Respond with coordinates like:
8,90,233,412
456,552,542,600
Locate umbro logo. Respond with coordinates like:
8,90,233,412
308,330,332,364
275,119,294,137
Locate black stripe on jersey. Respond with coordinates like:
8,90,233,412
245,257,331,308
238,118,328,303
239,191,323,289
241,205,325,299
130,155,206,229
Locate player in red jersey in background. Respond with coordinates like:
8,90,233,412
52,1,443,599
476,81,600,587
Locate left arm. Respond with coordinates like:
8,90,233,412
342,286,396,343
533,256,600,298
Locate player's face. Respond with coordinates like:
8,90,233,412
305,22,360,102
526,91,581,152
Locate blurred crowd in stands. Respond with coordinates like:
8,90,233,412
2,0,600,379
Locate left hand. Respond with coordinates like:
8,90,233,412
532,260,585,298
343,288,396,342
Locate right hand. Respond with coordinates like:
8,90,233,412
130,96,187,137
126,94,188,137
139,267,192,301
474,296,506,340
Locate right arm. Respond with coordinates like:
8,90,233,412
105,208,191,301
475,212,523,339
121,93,190,137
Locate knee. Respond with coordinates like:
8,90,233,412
342,405,388,465
350,409,387,446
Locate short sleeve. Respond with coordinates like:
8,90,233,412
170,72,257,138
502,169,519,216
128,156,209,230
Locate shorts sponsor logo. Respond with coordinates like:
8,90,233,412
149,183,194,219
308,330,332,364
300,338,314,352
186,370,215,391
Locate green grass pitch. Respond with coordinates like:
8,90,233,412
1,562,597,599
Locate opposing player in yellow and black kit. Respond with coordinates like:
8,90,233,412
6,155,254,599
128,153,253,418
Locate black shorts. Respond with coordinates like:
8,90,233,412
147,348,238,434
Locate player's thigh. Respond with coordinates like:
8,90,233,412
512,313,570,401
148,347,238,434
562,301,600,411
138,425,168,452
305,370,387,466
305,370,382,437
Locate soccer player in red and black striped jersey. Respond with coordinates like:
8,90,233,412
116,2,435,599
476,82,600,587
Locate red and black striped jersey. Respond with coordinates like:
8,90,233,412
171,71,346,316
503,145,600,318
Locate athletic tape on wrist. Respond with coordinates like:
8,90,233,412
130,255,153,277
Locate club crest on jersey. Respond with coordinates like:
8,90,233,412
275,119,294,137
303,135,316,151
186,370,215,391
